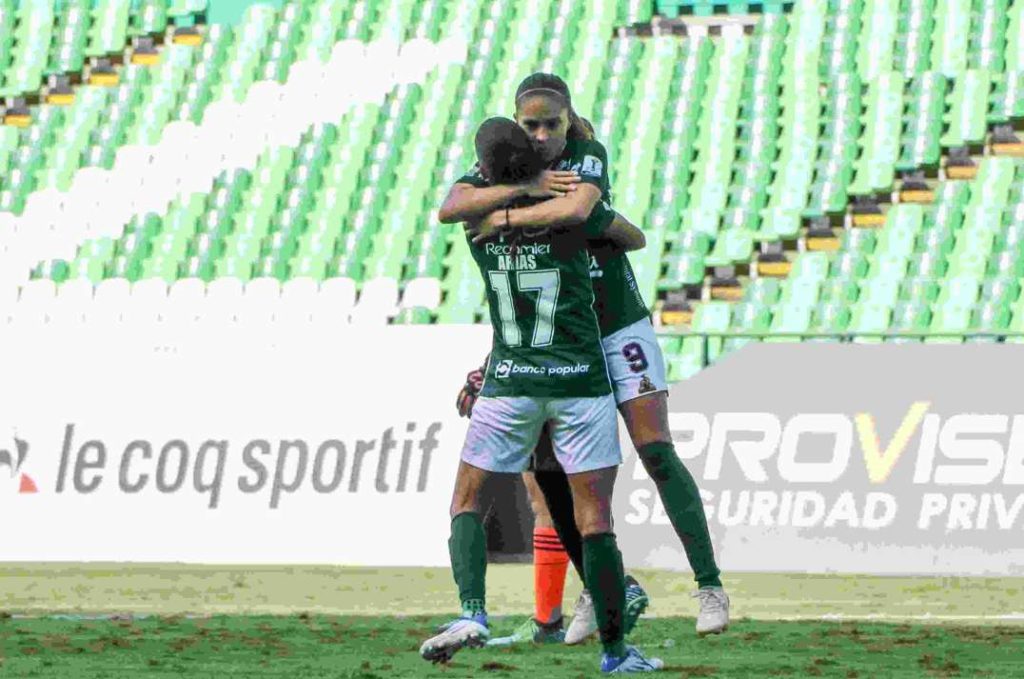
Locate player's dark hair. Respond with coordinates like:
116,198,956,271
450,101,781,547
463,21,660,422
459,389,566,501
514,72,594,141
475,117,547,184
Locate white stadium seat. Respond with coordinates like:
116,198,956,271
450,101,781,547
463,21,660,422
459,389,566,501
53,279,94,329
244,276,282,300
0,283,16,327
167,277,206,325
0,33,438,289
351,276,399,325
240,277,281,327
92,278,131,324
128,279,169,325
401,277,442,310
280,277,319,325
314,277,357,328
15,279,57,325
207,277,244,325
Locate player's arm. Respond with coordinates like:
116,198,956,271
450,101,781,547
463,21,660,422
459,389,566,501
506,183,601,228
438,183,527,224
468,184,602,242
469,141,612,241
604,211,646,252
438,172,581,224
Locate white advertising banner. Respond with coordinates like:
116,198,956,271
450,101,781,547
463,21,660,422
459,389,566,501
0,323,491,566
615,343,1024,577
5,323,1023,575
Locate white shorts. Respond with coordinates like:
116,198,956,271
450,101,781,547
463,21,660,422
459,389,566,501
602,318,669,405
461,394,621,474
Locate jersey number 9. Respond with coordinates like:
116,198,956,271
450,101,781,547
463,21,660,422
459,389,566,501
622,342,649,373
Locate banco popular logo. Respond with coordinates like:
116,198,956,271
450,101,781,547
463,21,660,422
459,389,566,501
0,434,37,494
495,359,513,379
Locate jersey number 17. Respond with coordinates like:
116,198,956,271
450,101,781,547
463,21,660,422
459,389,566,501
488,269,561,348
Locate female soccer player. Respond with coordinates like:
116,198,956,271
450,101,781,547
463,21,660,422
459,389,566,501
421,116,663,674
446,73,730,646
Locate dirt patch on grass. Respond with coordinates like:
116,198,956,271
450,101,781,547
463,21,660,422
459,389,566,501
667,665,717,677
481,661,519,671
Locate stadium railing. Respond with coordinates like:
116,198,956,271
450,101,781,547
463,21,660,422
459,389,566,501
656,330,1024,370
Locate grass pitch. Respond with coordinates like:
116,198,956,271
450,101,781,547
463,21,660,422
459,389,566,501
1,565,1023,677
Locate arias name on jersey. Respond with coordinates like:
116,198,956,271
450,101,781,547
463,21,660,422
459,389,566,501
485,240,550,271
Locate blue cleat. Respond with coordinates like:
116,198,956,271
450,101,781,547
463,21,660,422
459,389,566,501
601,645,665,673
624,575,650,635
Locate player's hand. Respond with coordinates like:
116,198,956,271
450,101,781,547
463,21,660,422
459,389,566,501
466,211,504,244
456,368,485,418
522,170,580,198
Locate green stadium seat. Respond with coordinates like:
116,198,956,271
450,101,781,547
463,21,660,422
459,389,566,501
972,300,1011,337
724,301,771,352
810,301,851,338
931,0,971,77
685,301,732,364
766,303,811,342
889,300,932,342
863,247,904,282
858,0,898,81
926,304,971,343
832,252,870,279
745,278,781,305
906,252,948,278
916,226,956,256
841,228,877,254
898,277,940,304
848,303,891,343
860,277,901,307
982,277,1021,307
936,275,982,306
778,278,819,307
820,277,860,304
758,208,800,241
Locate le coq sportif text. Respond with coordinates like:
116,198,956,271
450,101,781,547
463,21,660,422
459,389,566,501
52,423,443,508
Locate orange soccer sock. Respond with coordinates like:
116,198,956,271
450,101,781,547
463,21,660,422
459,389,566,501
533,526,570,624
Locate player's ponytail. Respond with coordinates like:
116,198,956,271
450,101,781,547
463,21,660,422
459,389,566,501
567,110,595,141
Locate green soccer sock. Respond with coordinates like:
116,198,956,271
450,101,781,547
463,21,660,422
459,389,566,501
582,532,627,658
449,512,487,616
639,441,723,589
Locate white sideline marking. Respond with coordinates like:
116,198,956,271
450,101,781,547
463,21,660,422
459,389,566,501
644,612,1024,622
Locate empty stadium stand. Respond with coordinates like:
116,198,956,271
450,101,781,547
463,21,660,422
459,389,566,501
0,0,1022,378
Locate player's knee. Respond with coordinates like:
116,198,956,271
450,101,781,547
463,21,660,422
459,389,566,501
630,428,668,451
573,503,612,537
450,489,483,517
575,515,612,537
639,446,676,484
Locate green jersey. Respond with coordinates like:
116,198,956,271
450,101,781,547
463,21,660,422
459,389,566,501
458,137,650,339
586,233,650,337
466,227,610,398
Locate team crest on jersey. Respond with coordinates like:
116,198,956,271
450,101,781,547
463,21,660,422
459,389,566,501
638,375,656,394
581,155,603,178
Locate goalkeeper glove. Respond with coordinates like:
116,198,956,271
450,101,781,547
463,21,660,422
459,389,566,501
456,366,486,418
